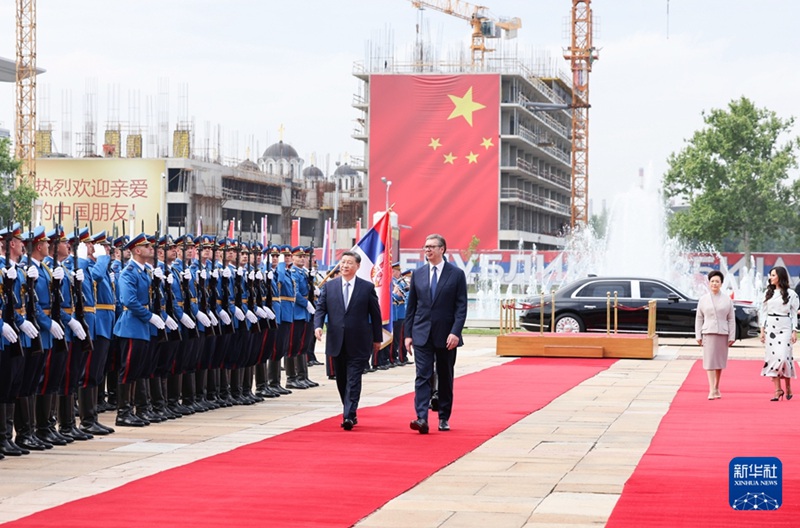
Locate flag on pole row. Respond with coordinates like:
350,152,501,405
261,216,269,247
291,219,300,247
352,211,393,347
355,218,361,243
227,218,235,239
320,218,331,269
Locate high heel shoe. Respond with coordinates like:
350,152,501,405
787,392,793,400
771,389,784,401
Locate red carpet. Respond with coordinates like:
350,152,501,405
5,358,613,527
608,360,800,527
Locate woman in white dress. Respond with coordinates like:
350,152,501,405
759,266,799,401
695,270,735,399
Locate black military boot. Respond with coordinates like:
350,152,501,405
0,403,28,455
115,383,147,427
59,394,92,441
15,396,49,450
79,387,113,435
267,359,291,394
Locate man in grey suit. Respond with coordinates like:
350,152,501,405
405,234,468,434
314,251,382,430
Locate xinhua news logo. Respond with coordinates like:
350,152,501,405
729,457,782,510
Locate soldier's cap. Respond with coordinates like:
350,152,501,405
146,234,157,245
269,244,281,255
196,234,214,248
401,269,413,277
112,235,129,249
241,242,251,254
124,233,151,251
0,223,23,240
29,225,48,244
157,234,176,248
89,230,110,245
303,246,313,255
291,246,305,256
68,227,90,244
47,226,67,242
392,261,401,269
280,244,292,255
178,233,196,246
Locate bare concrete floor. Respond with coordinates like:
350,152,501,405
0,336,769,526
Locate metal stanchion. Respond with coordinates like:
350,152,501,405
606,291,611,335
614,292,619,334
550,289,556,333
539,293,544,336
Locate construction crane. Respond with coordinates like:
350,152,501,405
16,0,37,186
409,0,521,67
563,0,598,228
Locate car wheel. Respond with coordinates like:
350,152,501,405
554,313,585,333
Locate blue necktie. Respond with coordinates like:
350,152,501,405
430,266,438,299
344,281,350,310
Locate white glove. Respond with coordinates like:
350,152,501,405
153,267,165,280
5,266,17,280
262,306,276,320
267,270,274,280
233,306,245,321
306,303,316,315
246,310,258,324
207,311,218,326
26,266,39,280
200,269,208,280
237,267,245,277
149,313,166,330
19,320,39,339
255,306,268,319
77,243,88,260
110,271,116,283
222,267,231,278
196,311,211,327
94,244,107,257
182,269,192,280
52,266,64,281
314,287,321,296
218,310,231,325
74,268,85,282
180,313,196,329
2,322,18,343
256,271,264,280
166,273,174,285
164,315,179,331
211,269,219,279
248,270,255,281
67,318,86,340
49,321,64,340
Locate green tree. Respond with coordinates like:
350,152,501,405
0,138,38,224
663,97,800,261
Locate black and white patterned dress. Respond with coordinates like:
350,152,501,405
760,289,799,378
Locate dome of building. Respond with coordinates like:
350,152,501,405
302,165,324,179
333,163,358,177
262,141,299,160
237,159,260,171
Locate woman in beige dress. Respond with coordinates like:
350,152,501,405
695,270,735,400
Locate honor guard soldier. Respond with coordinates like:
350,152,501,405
266,245,289,394
195,234,221,409
113,233,167,427
0,225,40,456
391,263,410,366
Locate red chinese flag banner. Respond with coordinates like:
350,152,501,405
368,74,500,250
291,219,300,247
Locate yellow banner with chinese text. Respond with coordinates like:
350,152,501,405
36,158,166,234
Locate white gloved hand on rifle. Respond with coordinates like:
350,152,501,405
149,313,166,330
180,313,196,329
52,266,64,281
218,310,231,325
164,315,179,331
1,322,18,343
67,318,86,340
49,321,64,340
246,310,258,324
195,311,211,327
153,267,165,280
233,306,245,321
26,266,39,280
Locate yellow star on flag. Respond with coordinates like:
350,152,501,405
428,138,442,150
466,151,479,164
443,152,457,165
447,87,485,127
480,137,494,149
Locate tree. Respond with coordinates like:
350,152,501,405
0,138,38,224
663,97,800,261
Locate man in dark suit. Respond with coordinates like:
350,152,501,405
314,251,382,430
405,234,467,434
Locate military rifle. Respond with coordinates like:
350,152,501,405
3,222,23,357
24,223,43,354
180,230,199,339
205,236,221,336
151,215,168,343
218,233,234,335
246,234,262,334
233,234,247,335
72,213,93,353
50,204,67,354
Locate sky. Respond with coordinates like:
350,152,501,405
0,0,798,210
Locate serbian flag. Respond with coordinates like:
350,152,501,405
369,74,500,250
352,211,393,347
227,218,235,239
261,216,268,247
291,219,300,246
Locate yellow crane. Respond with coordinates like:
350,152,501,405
16,0,37,186
409,0,521,67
